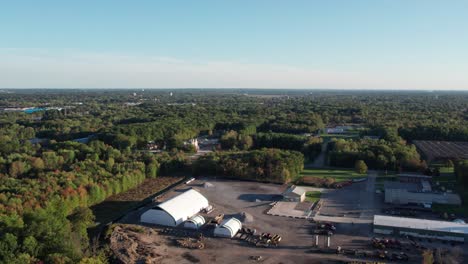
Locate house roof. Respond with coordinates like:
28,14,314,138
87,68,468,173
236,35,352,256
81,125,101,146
283,185,306,196
374,215,468,235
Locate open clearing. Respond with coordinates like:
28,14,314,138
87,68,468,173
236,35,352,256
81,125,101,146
300,168,366,182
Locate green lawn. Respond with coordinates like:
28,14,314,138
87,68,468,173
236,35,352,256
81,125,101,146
305,191,321,203
300,168,366,182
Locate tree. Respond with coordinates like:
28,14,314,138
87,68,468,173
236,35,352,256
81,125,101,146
146,160,159,178
355,160,368,174
30,157,45,171
9,161,26,178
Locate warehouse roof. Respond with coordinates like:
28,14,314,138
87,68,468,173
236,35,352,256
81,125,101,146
374,215,468,235
154,189,209,225
385,189,461,205
219,218,242,233
384,181,420,191
398,174,432,179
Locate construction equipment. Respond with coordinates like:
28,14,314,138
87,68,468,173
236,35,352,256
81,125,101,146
176,238,204,249
372,237,402,250
317,222,336,231
314,229,333,236
210,214,224,225
249,256,263,261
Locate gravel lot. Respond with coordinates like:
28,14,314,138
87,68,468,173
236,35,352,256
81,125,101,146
116,178,399,263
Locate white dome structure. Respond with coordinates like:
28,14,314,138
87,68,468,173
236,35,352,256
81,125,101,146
184,215,206,229
140,189,209,227
214,218,242,238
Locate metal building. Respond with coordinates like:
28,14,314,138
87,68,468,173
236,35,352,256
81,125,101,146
140,189,209,226
373,215,468,242
214,218,242,238
384,189,461,206
282,185,306,202
183,215,206,229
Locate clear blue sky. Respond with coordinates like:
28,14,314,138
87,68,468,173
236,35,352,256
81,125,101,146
1,0,467,89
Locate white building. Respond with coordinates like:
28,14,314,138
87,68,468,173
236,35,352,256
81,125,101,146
374,215,468,242
183,215,206,229
282,185,306,202
140,189,209,226
214,218,242,238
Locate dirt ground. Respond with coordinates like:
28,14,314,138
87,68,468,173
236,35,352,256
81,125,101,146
114,179,432,263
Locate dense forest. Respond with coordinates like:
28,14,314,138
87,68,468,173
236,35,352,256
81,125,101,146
0,89,467,263
193,148,304,183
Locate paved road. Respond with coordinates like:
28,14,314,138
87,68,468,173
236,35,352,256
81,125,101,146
358,171,377,220
313,214,373,224
309,142,328,167
312,170,378,225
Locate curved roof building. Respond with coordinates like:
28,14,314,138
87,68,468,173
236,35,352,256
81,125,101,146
184,215,206,229
214,217,242,238
140,189,209,226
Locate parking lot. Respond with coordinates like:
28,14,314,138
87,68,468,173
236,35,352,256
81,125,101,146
313,172,381,224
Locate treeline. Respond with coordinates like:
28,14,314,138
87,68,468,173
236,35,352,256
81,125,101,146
193,148,304,183
219,131,323,161
258,113,324,134
399,125,468,142
0,138,174,263
328,138,425,171
455,160,468,187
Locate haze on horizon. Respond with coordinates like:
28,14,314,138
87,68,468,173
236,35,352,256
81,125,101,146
1,0,468,90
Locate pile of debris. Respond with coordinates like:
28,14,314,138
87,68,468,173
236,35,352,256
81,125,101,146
109,224,169,264
175,237,205,249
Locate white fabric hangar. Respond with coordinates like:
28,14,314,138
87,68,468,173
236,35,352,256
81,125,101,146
214,217,242,238
183,215,206,229
140,189,209,226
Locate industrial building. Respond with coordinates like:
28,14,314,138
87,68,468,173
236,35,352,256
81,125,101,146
373,215,468,242
282,185,306,202
398,174,432,183
214,218,242,238
140,189,209,226
384,189,461,206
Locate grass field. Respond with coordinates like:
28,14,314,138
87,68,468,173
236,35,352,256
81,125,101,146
299,168,366,182
305,191,321,203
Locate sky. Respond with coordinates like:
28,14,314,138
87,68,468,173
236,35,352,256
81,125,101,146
1,0,468,90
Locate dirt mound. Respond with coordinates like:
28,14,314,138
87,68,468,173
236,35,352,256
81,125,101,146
109,224,175,264
203,182,214,188
240,212,254,223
